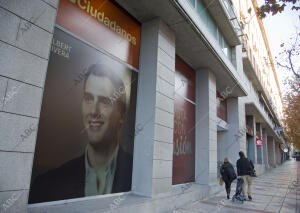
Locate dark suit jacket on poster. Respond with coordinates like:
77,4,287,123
29,148,133,204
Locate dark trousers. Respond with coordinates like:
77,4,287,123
225,181,232,195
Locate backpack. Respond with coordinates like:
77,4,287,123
221,163,237,181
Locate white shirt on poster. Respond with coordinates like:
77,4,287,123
84,145,119,196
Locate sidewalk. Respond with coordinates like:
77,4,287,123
172,160,300,213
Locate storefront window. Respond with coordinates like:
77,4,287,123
217,91,227,122
29,0,140,203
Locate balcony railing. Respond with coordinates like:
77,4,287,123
242,38,281,123
221,0,241,35
242,70,281,139
245,77,275,128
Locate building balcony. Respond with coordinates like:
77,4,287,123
117,0,247,98
245,102,280,140
201,0,241,46
242,39,265,93
244,79,281,140
242,39,281,125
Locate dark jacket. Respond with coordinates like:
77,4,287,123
29,148,132,204
220,162,237,183
236,157,254,176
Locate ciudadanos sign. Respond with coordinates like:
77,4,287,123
56,0,141,69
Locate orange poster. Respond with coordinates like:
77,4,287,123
56,0,141,69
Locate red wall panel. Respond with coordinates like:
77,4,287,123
173,56,195,184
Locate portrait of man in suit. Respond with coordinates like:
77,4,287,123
29,63,133,203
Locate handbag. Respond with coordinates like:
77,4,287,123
219,177,224,185
248,159,257,177
232,173,237,180
249,169,257,177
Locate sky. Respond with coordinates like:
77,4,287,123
257,0,300,95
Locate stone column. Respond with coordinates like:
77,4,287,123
217,97,246,169
274,140,281,165
227,98,246,164
195,69,217,185
132,18,175,196
256,123,263,164
262,128,269,169
0,1,58,212
246,116,257,163
267,136,275,167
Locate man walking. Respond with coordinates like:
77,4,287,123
236,151,254,201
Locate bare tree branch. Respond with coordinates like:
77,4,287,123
276,29,300,78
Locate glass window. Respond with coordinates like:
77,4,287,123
29,28,138,204
188,0,196,8
230,49,233,61
207,14,218,39
219,34,224,49
223,39,232,60
196,0,207,23
194,0,234,64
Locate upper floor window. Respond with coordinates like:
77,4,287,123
188,0,233,63
188,0,196,8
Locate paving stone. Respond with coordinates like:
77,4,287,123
169,160,300,213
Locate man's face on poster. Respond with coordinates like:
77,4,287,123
82,74,124,148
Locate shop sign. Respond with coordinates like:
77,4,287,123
256,139,263,146
56,0,141,69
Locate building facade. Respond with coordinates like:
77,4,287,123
0,0,287,212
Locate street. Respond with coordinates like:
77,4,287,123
173,160,300,213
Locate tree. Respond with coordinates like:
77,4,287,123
275,29,300,78
257,0,300,19
282,76,300,150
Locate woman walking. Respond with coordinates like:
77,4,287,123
220,157,237,199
